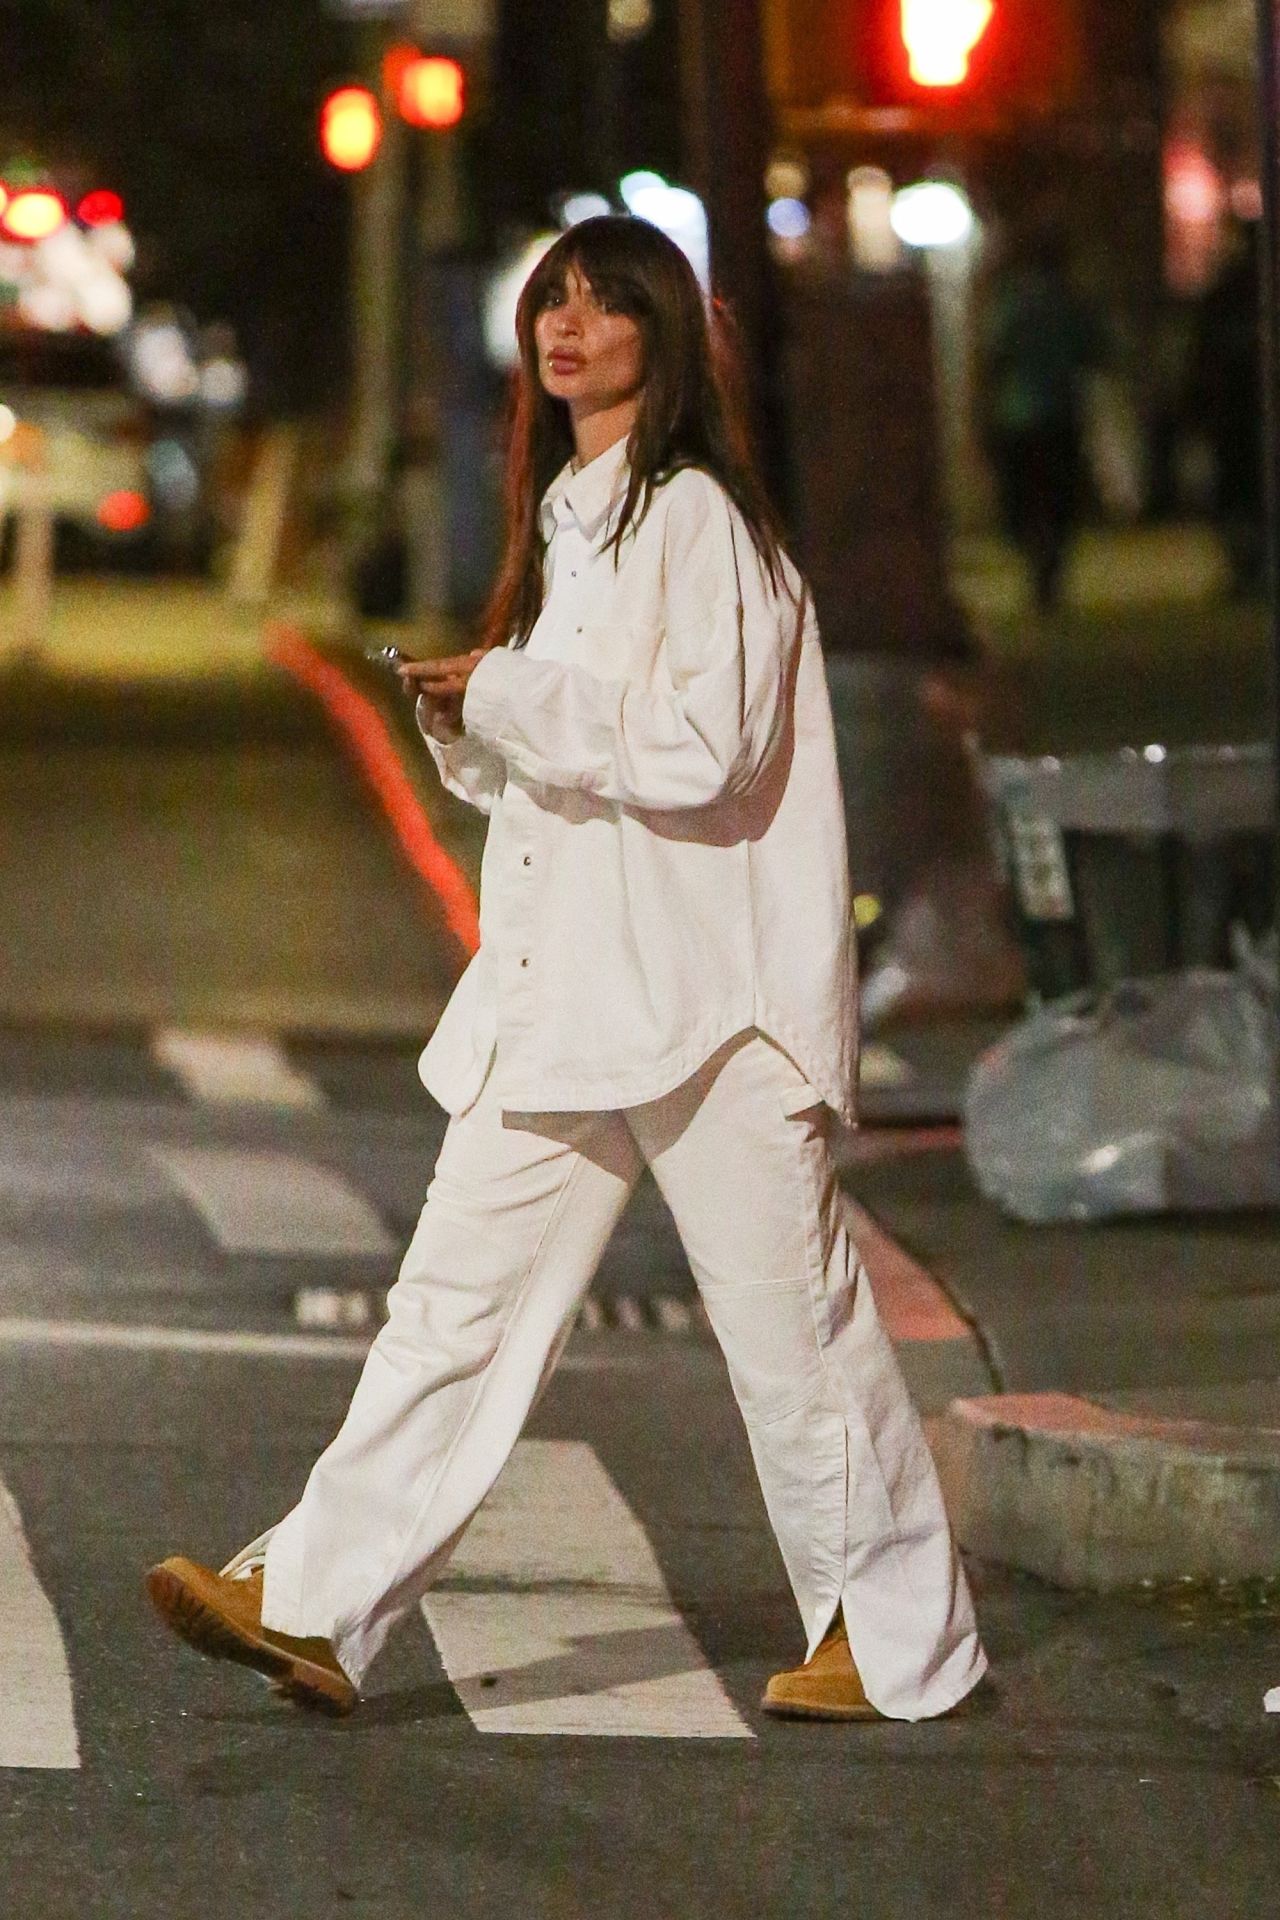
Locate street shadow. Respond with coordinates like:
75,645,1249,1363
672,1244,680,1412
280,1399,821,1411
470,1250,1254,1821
355,1679,470,1727
365,1617,722,1727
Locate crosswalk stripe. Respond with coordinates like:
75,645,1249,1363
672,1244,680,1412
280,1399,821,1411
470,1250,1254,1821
294,1287,378,1331
421,1439,754,1739
0,1317,646,1374
653,1295,693,1334
151,1030,326,1109
0,1477,79,1770
613,1294,645,1332
0,1316,374,1361
150,1145,396,1257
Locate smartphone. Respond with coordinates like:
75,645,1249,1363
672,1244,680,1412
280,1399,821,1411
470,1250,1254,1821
365,644,406,670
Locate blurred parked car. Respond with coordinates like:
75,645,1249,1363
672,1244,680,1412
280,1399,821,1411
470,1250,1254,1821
0,325,215,572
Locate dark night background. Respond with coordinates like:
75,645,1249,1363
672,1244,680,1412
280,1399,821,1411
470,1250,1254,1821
0,0,684,411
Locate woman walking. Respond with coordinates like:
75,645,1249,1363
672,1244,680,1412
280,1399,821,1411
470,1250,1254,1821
147,216,986,1723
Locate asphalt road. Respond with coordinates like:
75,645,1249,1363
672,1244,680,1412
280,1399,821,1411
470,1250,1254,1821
1,599,1278,1915
0,664,470,1038
1,1065,1278,1920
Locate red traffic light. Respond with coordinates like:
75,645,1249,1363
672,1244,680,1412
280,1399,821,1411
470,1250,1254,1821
395,55,465,130
901,0,996,88
96,490,151,534
320,86,383,171
77,189,125,227
768,0,1077,120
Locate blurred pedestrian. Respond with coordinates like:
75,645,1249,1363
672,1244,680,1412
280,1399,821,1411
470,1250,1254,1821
1183,219,1265,598
979,221,1101,612
147,217,986,1726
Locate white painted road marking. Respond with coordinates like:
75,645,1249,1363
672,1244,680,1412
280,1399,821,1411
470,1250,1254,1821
152,1030,326,1109
653,1295,693,1334
422,1439,754,1739
0,1478,79,1770
294,1287,377,1331
0,1317,646,1372
150,1145,395,1257
0,1316,374,1362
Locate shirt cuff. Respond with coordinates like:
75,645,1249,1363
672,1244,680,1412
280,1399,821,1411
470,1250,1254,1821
415,693,461,746
461,647,516,747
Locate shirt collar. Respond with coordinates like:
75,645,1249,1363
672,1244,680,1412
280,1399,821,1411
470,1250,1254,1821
540,435,631,541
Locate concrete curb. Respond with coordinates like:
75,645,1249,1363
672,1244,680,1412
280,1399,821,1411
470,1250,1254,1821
933,1392,1280,1589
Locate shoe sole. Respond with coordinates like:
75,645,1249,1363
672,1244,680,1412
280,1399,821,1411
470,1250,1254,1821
759,1695,882,1723
145,1565,356,1715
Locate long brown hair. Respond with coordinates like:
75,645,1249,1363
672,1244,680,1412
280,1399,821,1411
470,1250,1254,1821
480,215,792,653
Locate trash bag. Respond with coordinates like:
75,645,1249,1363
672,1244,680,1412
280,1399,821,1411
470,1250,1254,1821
963,954,1280,1222
823,656,1025,1027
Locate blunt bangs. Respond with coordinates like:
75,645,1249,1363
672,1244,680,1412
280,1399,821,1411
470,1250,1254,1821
523,219,671,323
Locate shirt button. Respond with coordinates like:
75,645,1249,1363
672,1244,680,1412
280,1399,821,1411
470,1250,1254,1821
522,855,532,867
520,957,530,967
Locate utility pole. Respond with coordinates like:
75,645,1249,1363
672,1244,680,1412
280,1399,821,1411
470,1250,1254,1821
401,0,493,618
331,1,491,612
1257,0,1280,921
343,14,409,561
675,0,783,494
1257,0,1280,1137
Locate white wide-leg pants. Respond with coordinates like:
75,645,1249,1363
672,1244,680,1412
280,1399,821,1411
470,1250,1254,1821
254,1030,986,1721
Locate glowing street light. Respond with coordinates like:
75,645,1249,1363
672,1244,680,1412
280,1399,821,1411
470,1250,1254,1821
483,232,559,368
618,170,667,211
766,197,811,241
890,180,975,248
623,178,711,290
559,192,612,227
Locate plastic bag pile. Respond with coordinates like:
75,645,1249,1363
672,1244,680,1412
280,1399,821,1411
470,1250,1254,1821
964,934,1280,1222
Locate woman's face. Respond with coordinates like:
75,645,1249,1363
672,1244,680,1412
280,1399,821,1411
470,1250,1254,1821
534,264,646,418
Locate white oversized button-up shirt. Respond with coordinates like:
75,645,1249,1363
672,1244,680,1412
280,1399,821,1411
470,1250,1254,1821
416,436,859,1124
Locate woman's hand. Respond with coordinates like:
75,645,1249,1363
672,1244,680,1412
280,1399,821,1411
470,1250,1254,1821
396,647,487,699
397,648,487,744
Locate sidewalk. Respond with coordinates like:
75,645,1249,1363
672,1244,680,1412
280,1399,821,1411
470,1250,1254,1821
843,1131,1280,1591
904,526,1280,1590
